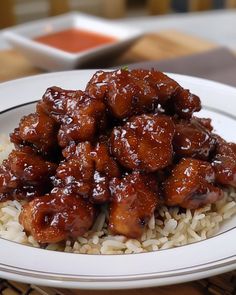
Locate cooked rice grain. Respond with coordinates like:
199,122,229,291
0,189,235,254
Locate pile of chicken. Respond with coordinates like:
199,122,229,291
0,69,236,244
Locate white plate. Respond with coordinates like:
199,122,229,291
0,70,235,289
2,12,142,71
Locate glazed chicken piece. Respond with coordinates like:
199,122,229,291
19,188,95,244
164,158,223,209
86,69,161,119
110,114,175,172
7,147,56,183
37,86,78,122
86,69,201,119
0,164,19,201
212,136,236,187
0,147,57,201
170,88,201,119
57,142,94,197
131,69,179,104
10,111,59,158
57,140,120,203
91,171,110,204
93,140,121,178
38,87,107,147
57,94,106,147
173,117,216,160
91,141,121,203
109,172,159,238
132,70,200,118
62,95,106,146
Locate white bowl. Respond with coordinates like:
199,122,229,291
3,12,143,71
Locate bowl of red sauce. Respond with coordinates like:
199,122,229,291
3,12,143,71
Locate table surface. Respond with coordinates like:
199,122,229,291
0,28,235,295
119,9,236,51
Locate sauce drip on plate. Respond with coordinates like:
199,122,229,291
34,28,116,53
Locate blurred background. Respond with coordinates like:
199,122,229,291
1,0,236,83
1,0,236,29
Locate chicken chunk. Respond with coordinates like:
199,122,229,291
0,147,57,201
0,163,19,200
37,86,78,122
57,141,120,203
212,136,236,187
93,140,121,178
56,92,106,147
38,87,107,147
173,118,215,160
87,69,156,118
10,111,59,158
7,147,56,183
92,171,110,204
109,172,159,238
56,142,94,197
164,158,223,209
110,114,175,172
19,189,95,244
171,88,201,119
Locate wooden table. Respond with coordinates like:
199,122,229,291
0,30,235,295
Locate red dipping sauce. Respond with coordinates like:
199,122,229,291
34,28,117,53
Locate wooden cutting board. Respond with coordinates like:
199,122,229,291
0,30,234,295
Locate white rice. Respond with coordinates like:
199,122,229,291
0,137,236,254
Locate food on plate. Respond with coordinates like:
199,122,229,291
173,117,215,160
109,172,159,238
0,146,57,201
0,69,236,254
212,135,236,187
20,188,95,244
110,114,175,172
164,158,223,209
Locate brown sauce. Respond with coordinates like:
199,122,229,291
34,28,117,53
